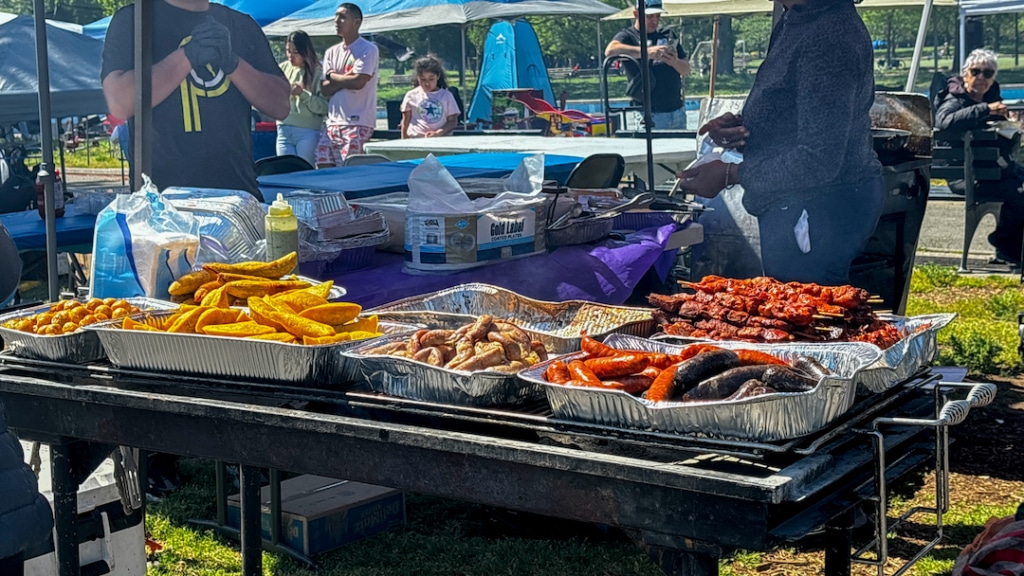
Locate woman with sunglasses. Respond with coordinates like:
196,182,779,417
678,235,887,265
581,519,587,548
935,48,1023,266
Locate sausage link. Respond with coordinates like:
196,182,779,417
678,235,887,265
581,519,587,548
726,380,777,401
602,374,654,394
544,360,572,384
583,354,650,379
568,360,601,385
762,365,819,392
684,365,773,401
735,349,789,367
580,334,618,358
671,349,741,396
640,366,662,380
792,356,831,380
645,363,681,402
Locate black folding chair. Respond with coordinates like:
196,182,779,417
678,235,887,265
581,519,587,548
254,155,315,177
565,153,626,189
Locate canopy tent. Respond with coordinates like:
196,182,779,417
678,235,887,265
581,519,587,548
602,0,956,20
81,0,317,40
263,0,617,86
466,19,555,124
0,11,81,32
263,0,618,36
0,15,106,124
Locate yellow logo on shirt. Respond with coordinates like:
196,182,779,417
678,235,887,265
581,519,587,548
178,35,232,133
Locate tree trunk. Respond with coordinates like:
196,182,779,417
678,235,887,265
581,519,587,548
718,16,735,76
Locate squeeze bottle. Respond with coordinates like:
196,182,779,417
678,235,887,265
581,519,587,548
265,193,299,262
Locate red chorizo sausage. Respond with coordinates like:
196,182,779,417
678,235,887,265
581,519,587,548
583,354,650,379
544,360,571,384
601,374,655,394
580,334,618,358
646,363,681,402
735,349,789,367
568,360,601,385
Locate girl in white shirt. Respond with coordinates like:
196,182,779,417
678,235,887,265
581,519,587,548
400,56,460,138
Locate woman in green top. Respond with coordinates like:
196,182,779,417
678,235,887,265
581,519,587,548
276,31,328,167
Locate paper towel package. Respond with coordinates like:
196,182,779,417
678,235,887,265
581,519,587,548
403,154,547,273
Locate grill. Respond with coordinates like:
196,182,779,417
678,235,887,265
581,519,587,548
0,351,994,576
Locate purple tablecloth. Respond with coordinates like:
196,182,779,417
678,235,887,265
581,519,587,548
329,223,679,308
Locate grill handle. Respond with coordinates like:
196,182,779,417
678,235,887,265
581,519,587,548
870,381,996,429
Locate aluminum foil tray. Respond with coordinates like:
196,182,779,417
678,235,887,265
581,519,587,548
652,313,955,394
519,334,882,442
341,333,544,407
369,284,656,355
546,217,614,247
299,225,389,278
87,311,419,386
0,298,177,364
279,189,352,229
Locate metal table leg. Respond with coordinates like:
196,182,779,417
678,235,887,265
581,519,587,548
240,465,262,576
824,509,855,576
51,442,79,576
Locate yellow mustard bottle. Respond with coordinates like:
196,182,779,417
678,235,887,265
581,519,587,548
265,193,299,262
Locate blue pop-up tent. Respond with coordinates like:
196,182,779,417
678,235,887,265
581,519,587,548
82,0,317,40
466,19,553,125
0,15,106,123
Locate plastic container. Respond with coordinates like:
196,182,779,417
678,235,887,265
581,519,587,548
35,169,65,219
265,193,299,262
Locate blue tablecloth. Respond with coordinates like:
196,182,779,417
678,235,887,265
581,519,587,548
329,223,681,308
0,203,96,252
258,152,581,200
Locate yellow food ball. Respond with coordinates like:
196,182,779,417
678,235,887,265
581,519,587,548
80,314,97,326
69,307,88,322
93,312,109,321
85,298,104,310
51,311,71,325
36,312,53,326
102,297,116,306
61,322,79,334
111,307,129,319
94,305,113,318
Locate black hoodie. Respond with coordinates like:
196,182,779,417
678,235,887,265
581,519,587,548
934,75,1002,134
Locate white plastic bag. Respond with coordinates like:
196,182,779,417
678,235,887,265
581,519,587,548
89,176,201,299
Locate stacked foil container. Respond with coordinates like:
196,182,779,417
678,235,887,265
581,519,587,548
162,188,266,262
279,190,389,276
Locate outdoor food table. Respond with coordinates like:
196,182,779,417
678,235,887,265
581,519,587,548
0,359,985,576
257,152,582,199
0,202,96,253
363,135,698,185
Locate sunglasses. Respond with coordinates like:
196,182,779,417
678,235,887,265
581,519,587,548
969,68,996,79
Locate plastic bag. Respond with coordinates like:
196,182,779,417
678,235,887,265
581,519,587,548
89,176,201,299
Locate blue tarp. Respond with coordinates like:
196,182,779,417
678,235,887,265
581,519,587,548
0,15,106,124
83,0,317,40
467,19,554,125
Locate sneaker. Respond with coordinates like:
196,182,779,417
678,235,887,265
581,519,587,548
994,248,1022,268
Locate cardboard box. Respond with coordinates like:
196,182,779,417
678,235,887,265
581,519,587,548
227,475,405,556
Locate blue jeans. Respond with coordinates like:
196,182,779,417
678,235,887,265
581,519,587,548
276,124,320,167
757,176,884,285
650,108,687,130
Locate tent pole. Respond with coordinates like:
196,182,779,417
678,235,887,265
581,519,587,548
133,0,153,191
636,0,655,189
709,16,719,100
58,119,66,189
958,7,965,72
905,0,933,92
33,0,58,303
460,24,467,91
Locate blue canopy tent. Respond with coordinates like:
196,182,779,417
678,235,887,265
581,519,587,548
263,0,617,86
467,19,554,125
82,0,317,40
0,15,106,124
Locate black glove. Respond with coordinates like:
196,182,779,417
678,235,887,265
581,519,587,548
182,25,220,74
189,16,239,75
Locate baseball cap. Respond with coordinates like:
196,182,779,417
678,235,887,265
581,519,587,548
636,0,667,15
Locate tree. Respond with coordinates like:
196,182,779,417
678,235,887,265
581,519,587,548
717,15,734,76
736,14,771,56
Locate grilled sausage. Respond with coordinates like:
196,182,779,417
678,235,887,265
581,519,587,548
671,349,741,396
600,374,655,395
580,334,618,358
645,363,682,402
792,356,831,380
726,380,777,401
762,365,818,392
568,360,601,385
683,365,773,401
584,354,650,379
544,360,572,384
735,349,789,367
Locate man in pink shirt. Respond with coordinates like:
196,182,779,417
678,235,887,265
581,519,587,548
317,2,379,167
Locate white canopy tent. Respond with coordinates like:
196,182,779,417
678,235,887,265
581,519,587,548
602,0,956,20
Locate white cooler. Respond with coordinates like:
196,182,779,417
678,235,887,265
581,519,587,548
21,442,147,576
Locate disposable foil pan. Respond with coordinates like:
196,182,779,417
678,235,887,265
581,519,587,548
546,217,614,247
518,334,882,442
0,298,177,363
87,311,419,386
652,313,955,394
342,333,544,406
369,284,656,354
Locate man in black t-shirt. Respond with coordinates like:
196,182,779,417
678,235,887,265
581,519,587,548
605,0,691,130
101,0,290,200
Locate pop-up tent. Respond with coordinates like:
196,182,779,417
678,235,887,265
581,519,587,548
0,15,106,124
82,0,317,40
466,19,554,124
